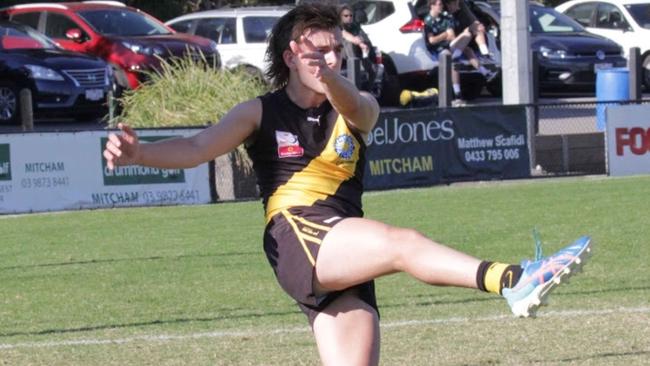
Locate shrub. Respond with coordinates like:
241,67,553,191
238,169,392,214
112,54,269,173
113,54,270,128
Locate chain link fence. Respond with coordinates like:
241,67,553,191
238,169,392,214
534,98,650,176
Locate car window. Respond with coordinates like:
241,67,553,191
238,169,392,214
195,17,236,44
45,12,84,39
530,7,584,33
348,1,396,25
625,4,650,29
168,19,195,34
595,3,628,29
10,12,41,29
0,24,56,50
564,3,596,27
243,16,277,43
78,9,171,36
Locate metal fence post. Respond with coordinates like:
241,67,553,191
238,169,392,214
526,50,539,172
19,88,33,132
346,56,361,89
628,47,642,101
438,50,452,107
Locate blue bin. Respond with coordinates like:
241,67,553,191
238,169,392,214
596,68,629,131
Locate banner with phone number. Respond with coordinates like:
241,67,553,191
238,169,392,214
0,129,211,214
364,105,530,190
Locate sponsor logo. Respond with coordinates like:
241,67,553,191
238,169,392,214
276,130,304,158
0,144,11,181
367,117,455,146
616,127,650,156
100,136,186,185
334,134,355,160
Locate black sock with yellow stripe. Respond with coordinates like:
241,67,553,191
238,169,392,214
476,261,523,295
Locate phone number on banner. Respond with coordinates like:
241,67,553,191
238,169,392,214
91,189,201,206
464,148,521,163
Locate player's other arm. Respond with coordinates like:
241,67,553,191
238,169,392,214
104,99,261,170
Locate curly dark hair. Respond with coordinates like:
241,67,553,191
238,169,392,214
265,3,340,89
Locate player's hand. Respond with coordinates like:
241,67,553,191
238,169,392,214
289,35,337,83
103,123,141,170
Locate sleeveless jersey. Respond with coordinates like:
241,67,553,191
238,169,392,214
246,89,366,223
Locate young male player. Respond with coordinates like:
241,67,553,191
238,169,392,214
103,4,592,365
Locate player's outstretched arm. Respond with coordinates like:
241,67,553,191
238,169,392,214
103,98,261,170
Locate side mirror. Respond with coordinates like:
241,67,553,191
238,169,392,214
65,28,83,42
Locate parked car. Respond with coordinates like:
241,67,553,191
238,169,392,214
168,5,388,104
338,0,501,101
0,1,221,95
0,20,112,124
555,0,650,88
166,6,290,81
474,2,626,93
340,0,437,96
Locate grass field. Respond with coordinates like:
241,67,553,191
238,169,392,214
1,175,649,365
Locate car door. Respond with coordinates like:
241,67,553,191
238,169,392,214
565,2,633,56
194,17,238,69
592,2,634,55
42,11,92,54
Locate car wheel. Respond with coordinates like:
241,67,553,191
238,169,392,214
0,83,20,125
239,66,267,87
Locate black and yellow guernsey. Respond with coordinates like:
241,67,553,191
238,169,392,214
246,88,366,224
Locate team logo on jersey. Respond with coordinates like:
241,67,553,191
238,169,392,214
334,134,355,160
276,130,304,158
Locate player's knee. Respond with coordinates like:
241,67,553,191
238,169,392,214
385,226,427,263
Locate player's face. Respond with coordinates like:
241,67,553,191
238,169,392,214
293,28,344,94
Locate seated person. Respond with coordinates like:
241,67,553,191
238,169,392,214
424,0,496,99
339,4,376,91
339,5,371,58
449,0,491,58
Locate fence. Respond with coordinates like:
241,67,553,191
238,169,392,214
533,98,650,176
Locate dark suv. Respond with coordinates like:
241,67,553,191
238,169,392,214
0,20,112,124
0,1,221,94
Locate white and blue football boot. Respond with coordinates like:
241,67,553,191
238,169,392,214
503,235,593,317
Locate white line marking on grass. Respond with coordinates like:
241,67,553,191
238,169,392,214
1,306,648,350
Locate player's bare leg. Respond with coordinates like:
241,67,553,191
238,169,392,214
315,217,481,292
312,289,380,366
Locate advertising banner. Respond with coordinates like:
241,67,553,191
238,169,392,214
364,106,530,190
0,129,211,214
606,104,650,176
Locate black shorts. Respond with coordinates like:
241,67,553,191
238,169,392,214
263,206,378,324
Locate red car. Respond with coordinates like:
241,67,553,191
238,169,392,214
0,1,221,93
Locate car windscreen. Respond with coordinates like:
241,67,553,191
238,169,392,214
78,9,171,36
530,6,586,33
626,4,650,29
0,24,57,50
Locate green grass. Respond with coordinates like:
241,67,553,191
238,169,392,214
1,175,649,365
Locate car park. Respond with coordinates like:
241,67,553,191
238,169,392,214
338,0,501,101
555,0,650,88
0,1,221,95
474,2,626,93
166,6,290,81
167,5,388,104
0,20,112,124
